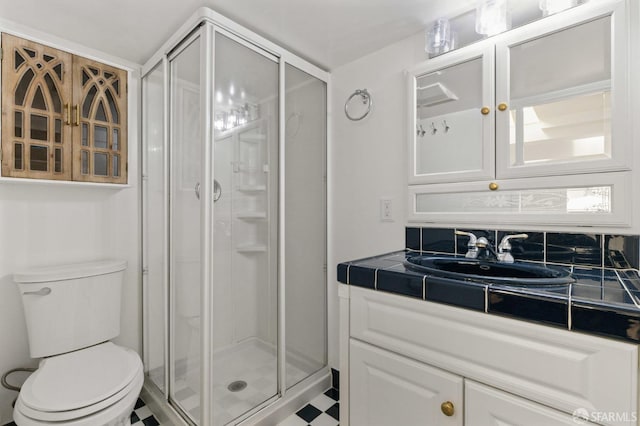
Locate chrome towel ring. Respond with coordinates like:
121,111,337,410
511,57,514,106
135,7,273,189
345,89,372,121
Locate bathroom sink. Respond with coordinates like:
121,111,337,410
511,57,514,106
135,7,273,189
404,256,575,286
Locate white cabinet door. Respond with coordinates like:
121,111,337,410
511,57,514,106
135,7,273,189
407,43,495,185
350,339,463,426
495,1,630,179
465,380,598,426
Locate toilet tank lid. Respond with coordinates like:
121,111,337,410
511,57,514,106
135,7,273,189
14,260,127,283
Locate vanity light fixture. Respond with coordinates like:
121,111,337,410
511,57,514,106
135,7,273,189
425,17,456,55
475,0,511,36
539,0,579,16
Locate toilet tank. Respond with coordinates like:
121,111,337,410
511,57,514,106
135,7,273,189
14,260,127,358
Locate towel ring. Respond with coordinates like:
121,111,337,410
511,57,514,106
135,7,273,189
345,89,372,121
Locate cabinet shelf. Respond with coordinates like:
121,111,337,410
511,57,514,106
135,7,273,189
236,211,267,220
237,184,266,193
236,244,267,253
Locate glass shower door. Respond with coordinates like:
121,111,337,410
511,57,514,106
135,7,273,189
211,32,279,425
170,34,202,424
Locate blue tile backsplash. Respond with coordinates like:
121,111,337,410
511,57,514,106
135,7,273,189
405,226,640,270
337,226,640,344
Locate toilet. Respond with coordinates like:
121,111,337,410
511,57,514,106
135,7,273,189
12,260,143,426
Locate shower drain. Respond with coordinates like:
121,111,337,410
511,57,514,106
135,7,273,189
227,380,248,392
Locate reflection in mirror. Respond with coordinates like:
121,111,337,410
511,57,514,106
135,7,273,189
414,57,484,176
507,16,612,169
509,91,611,166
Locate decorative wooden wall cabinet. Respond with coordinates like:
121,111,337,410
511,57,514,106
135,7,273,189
1,34,127,184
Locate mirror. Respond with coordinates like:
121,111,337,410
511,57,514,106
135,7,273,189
409,45,494,185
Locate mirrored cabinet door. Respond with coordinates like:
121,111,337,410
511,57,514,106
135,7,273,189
495,2,630,179
408,44,495,184
1,33,73,180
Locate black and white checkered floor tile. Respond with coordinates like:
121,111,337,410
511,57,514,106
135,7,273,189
3,388,338,426
277,387,339,426
131,397,163,426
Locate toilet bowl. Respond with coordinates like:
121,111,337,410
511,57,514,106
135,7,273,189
13,342,143,426
13,260,143,426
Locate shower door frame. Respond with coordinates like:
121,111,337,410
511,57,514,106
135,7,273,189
141,8,330,426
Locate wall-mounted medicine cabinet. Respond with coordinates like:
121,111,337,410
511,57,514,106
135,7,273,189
406,1,633,227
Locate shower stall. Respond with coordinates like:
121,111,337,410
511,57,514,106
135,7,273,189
141,10,328,425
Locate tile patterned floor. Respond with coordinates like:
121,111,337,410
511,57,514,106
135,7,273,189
131,397,163,426
1,397,162,426
277,387,340,426
4,379,339,426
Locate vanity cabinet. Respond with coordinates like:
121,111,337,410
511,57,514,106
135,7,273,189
465,381,588,426
1,33,128,183
350,339,463,426
341,286,638,426
407,1,632,226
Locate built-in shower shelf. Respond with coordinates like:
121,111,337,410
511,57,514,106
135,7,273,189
237,185,266,193
239,133,266,142
236,212,267,220
236,244,267,253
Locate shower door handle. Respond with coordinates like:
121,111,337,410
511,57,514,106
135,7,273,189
195,181,222,202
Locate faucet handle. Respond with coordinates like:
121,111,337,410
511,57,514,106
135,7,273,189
497,234,528,263
499,233,528,251
455,230,477,245
456,230,479,258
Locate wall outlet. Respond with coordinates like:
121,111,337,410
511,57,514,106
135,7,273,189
380,198,393,222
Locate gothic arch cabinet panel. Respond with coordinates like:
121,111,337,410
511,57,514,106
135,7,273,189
1,33,128,184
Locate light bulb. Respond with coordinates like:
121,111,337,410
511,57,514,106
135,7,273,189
539,0,578,16
476,0,510,36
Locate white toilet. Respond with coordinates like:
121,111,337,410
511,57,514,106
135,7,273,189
12,260,144,426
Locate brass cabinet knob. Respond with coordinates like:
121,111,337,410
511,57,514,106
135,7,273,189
480,106,490,115
441,401,455,416
497,102,508,111
489,182,499,191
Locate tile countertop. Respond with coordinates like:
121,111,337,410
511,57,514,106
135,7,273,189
337,250,640,344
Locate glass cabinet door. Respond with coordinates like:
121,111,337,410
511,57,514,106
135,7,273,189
408,44,495,185
495,3,630,179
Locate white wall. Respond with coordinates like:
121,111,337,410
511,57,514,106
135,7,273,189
0,23,141,424
328,31,428,367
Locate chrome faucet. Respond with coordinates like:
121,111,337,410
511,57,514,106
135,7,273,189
455,230,480,259
497,233,528,263
456,230,528,263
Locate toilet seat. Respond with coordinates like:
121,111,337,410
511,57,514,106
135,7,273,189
17,342,142,422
